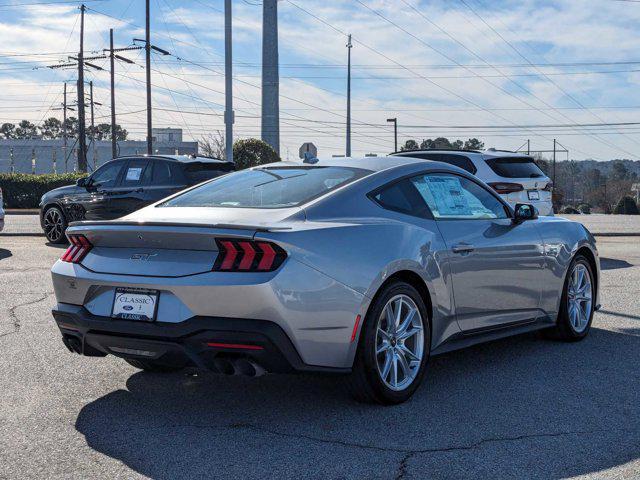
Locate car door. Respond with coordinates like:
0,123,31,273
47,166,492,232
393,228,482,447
143,159,189,203
410,172,546,332
75,159,127,220
106,158,151,218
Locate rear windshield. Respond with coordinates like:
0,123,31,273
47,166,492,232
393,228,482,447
183,162,235,184
160,166,371,209
485,157,545,178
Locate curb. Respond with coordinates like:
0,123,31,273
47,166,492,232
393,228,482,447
5,210,39,215
0,232,45,237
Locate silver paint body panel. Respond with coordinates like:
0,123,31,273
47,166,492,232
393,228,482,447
51,156,600,369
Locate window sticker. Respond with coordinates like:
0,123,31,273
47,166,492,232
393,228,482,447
126,167,143,181
425,176,472,217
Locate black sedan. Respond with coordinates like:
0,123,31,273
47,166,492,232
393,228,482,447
39,154,234,243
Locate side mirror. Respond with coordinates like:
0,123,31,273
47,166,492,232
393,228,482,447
513,203,538,222
76,177,88,188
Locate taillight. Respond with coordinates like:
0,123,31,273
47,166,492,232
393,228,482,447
213,239,286,272
61,234,92,263
488,182,524,194
542,182,553,192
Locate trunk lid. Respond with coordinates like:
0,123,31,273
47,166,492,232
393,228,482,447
66,206,301,277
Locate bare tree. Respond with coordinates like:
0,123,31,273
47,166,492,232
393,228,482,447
200,131,226,159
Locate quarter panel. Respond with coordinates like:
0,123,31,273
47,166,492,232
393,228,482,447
533,217,600,317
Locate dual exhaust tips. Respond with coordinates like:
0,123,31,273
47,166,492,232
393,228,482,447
214,357,266,377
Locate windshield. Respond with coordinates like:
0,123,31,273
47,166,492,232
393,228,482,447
159,166,371,209
484,157,545,178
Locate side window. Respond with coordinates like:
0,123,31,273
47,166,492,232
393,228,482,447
411,173,508,220
372,179,430,217
121,159,150,187
90,160,125,188
151,160,173,184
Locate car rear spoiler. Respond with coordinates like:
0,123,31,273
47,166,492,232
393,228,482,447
68,220,292,232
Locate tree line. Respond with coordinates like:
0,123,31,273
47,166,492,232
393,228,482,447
400,137,485,151
0,118,128,141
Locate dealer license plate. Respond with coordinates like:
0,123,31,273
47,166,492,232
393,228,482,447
527,190,540,201
111,288,159,321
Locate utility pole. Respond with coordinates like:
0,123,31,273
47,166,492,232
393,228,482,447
89,80,96,170
63,82,68,170
109,28,117,159
76,3,87,172
224,0,234,162
346,34,353,157
527,139,530,155
552,138,557,185
261,0,280,155
387,117,398,152
145,0,153,155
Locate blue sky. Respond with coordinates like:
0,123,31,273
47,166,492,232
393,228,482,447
1,0,640,160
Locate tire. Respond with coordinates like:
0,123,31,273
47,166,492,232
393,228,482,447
43,206,68,244
125,358,183,373
546,255,595,342
346,281,431,405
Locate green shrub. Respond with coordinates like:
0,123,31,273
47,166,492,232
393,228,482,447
232,138,280,170
613,195,639,215
561,205,580,214
578,203,591,214
0,173,86,208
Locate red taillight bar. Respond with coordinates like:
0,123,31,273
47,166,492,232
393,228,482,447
61,234,92,264
213,238,286,272
488,182,524,194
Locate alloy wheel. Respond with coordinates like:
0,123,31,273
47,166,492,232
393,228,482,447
375,294,424,391
44,208,64,242
567,263,593,333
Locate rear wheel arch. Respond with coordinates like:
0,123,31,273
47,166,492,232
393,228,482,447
365,270,433,337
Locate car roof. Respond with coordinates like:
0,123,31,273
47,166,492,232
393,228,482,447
255,156,475,177
391,148,534,160
114,154,233,165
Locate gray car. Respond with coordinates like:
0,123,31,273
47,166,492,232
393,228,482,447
50,156,600,404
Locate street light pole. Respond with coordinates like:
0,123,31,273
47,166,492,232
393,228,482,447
387,117,398,152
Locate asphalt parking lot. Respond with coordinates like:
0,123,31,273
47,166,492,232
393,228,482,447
1,235,639,479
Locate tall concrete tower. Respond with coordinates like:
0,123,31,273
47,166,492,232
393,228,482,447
261,0,280,155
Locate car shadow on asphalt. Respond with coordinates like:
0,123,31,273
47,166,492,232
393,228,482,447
0,248,12,260
74,327,640,479
600,257,634,270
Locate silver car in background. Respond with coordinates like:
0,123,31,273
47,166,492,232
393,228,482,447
50,156,599,404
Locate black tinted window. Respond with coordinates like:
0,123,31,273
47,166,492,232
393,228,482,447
90,160,124,188
184,162,234,184
161,166,370,209
372,179,430,217
405,153,477,174
485,157,544,178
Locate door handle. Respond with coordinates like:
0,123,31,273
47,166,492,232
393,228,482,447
452,243,475,254
135,188,144,193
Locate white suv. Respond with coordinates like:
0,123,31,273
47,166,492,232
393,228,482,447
391,149,553,215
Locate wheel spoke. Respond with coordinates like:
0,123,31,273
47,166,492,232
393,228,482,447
398,326,422,341
397,307,416,335
397,351,411,379
399,343,419,362
376,341,389,355
381,351,393,381
391,354,398,387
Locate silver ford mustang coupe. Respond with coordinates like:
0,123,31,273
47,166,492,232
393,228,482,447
51,156,600,404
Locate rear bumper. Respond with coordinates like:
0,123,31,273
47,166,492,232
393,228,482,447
52,303,350,374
